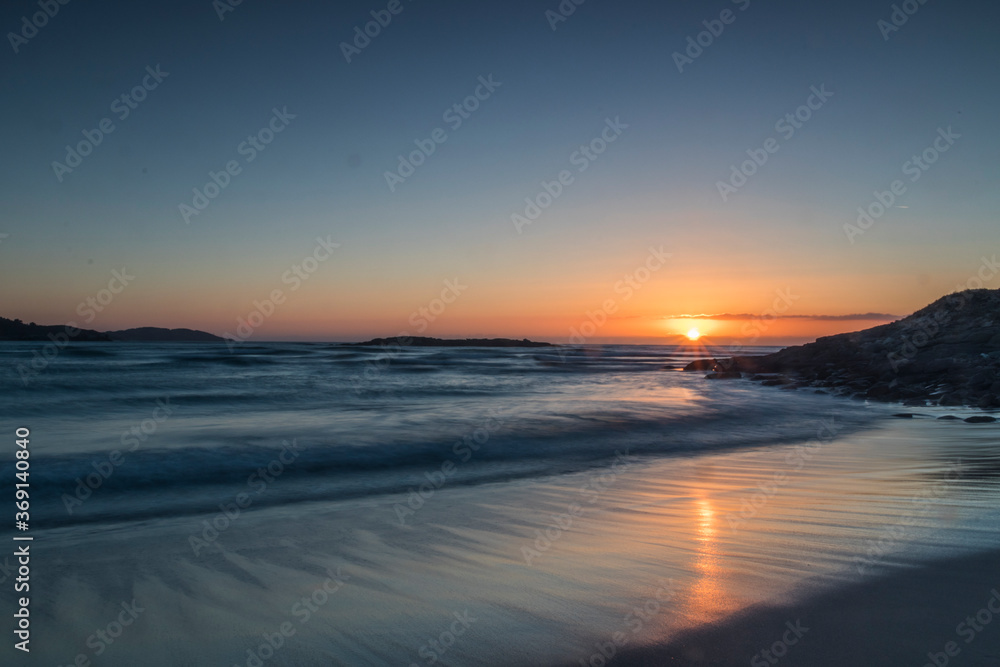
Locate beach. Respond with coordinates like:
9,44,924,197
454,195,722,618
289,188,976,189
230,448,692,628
1,342,999,665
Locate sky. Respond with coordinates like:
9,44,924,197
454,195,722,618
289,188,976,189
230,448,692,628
1,0,997,345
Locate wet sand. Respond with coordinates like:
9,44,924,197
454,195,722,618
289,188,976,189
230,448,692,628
609,548,1000,666
6,406,1000,665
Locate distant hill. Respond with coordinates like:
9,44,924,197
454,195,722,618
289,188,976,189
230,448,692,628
0,317,110,341
348,336,554,348
687,289,1000,408
0,317,222,343
106,327,225,342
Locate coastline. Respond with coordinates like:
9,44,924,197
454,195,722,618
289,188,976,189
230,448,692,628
687,289,1000,411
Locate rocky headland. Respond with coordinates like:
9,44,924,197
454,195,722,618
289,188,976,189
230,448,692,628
684,289,1000,411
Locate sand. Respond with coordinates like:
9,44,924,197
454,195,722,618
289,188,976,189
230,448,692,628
609,548,1000,666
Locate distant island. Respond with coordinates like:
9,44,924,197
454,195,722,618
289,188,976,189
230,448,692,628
105,327,225,342
1,319,556,347
347,336,554,348
0,317,224,342
686,289,1000,409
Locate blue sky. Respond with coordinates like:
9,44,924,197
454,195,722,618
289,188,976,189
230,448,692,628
1,0,997,342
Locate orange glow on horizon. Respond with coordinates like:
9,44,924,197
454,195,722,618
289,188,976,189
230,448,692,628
4,269,901,345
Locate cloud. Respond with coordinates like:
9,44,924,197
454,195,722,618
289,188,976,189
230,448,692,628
663,313,898,321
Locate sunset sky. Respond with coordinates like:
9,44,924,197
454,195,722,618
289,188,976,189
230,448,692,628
2,0,997,344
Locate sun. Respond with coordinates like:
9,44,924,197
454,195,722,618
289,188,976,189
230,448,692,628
686,328,701,341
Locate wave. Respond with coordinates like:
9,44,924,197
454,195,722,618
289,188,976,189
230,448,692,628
3,395,878,532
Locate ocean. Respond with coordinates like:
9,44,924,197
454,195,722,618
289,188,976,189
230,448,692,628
1,342,999,665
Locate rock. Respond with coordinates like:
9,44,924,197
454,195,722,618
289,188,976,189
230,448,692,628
964,416,997,423
684,359,716,371
866,383,893,398
937,415,961,420
892,413,915,418
970,370,994,390
977,394,1000,409
939,393,964,406
705,372,741,380
709,289,1000,409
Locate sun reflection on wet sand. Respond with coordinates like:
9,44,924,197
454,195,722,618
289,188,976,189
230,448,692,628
681,495,728,624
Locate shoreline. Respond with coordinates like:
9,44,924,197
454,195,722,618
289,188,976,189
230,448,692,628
688,360,1000,422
